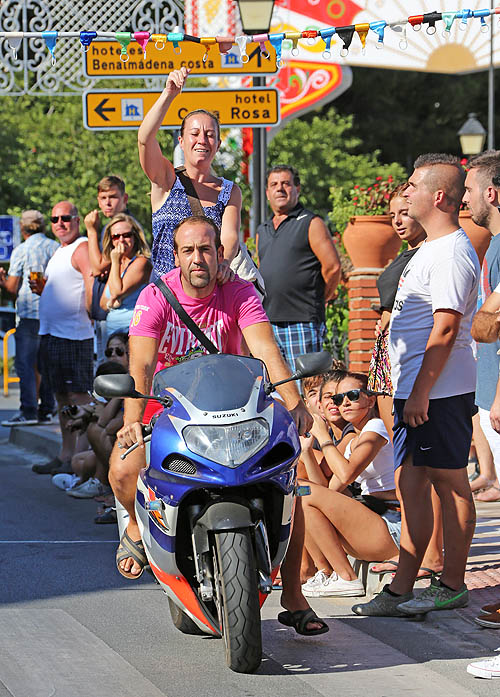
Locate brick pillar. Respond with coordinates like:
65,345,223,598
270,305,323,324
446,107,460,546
347,268,382,374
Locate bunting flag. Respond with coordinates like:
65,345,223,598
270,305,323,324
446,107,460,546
1,5,500,69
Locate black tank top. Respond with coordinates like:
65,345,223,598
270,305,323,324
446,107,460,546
257,204,325,323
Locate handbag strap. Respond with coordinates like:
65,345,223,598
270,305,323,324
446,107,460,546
154,277,219,355
175,166,205,217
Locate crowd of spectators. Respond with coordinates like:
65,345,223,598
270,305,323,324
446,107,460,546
2,117,500,677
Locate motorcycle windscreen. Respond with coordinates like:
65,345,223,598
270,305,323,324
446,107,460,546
152,354,267,411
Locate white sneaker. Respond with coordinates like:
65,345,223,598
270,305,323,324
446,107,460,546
66,477,111,499
52,473,80,491
302,570,329,597
467,649,500,679
318,572,365,597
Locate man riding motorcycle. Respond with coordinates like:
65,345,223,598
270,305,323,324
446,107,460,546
111,215,328,635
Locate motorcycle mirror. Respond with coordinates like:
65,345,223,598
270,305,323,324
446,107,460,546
265,350,332,394
93,374,142,399
293,351,333,379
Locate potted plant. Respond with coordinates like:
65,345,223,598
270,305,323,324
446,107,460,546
330,176,403,269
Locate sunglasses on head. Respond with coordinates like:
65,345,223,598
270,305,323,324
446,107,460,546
104,346,126,358
111,231,133,241
331,388,373,406
50,215,76,223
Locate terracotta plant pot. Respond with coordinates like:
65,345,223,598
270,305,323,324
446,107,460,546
459,210,491,266
343,215,402,269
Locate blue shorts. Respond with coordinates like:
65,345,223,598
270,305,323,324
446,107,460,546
393,393,475,470
271,321,326,371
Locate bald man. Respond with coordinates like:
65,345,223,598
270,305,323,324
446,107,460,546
354,154,479,618
31,201,94,475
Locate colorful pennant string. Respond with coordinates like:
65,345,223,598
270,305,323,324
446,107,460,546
79,30,97,52
336,25,355,57
269,32,285,67
355,23,370,50
42,30,57,65
369,20,386,49
168,31,184,54
7,32,23,59
133,31,150,58
319,27,336,59
1,7,500,66
115,32,132,62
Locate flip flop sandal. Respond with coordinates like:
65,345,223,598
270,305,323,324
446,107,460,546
416,567,441,580
116,530,147,579
369,560,399,574
94,507,117,524
277,609,329,636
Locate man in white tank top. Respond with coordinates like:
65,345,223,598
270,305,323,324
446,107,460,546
31,201,95,475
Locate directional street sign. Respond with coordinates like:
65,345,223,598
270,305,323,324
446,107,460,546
84,40,277,78
83,88,280,130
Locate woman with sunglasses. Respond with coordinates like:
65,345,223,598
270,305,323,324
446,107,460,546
104,332,129,368
299,372,400,597
100,214,152,336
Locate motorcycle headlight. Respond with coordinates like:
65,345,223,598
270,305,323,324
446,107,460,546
183,418,269,467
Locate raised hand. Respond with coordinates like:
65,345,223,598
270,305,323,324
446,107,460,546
84,209,100,232
165,67,190,98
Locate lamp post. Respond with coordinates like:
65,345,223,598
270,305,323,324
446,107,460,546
458,113,487,157
237,0,276,237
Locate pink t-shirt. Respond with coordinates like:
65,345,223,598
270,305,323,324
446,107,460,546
129,268,268,375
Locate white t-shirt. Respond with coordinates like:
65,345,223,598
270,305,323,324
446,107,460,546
344,418,395,496
389,229,479,400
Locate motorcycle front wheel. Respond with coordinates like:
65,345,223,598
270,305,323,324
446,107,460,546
213,528,262,673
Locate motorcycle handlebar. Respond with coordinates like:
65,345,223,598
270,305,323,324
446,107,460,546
119,424,153,460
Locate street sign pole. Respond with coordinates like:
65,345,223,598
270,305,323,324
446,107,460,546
251,75,268,237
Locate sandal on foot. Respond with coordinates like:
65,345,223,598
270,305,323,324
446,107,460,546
116,531,147,579
370,560,399,574
95,507,118,524
416,567,441,580
277,609,329,636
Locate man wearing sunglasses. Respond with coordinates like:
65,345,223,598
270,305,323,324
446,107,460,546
31,200,95,476
354,154,479,619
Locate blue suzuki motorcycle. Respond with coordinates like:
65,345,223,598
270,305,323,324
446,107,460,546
94,350,330,674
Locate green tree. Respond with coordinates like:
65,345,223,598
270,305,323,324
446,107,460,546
267,107,405,220
0,94,176,239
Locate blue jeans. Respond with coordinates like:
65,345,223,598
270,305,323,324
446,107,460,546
14,319,54,418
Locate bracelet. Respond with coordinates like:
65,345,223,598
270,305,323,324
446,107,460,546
319,440,334,449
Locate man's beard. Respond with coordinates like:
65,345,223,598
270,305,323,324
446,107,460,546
187,264,211,288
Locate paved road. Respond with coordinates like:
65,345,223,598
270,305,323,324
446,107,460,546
1,410,499,696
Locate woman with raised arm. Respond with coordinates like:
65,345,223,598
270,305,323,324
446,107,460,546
137,67,242,283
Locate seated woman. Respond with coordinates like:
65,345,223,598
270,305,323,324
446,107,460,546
300,372,400,598
100,214,152,336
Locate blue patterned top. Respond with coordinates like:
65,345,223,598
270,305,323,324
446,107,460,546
151,174,233,280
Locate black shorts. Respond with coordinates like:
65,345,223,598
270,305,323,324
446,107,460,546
393,393,475,470
40,335,94,395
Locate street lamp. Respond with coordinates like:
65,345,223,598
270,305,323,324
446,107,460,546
237,0,275,35
237,0,276,237
458,113,487,157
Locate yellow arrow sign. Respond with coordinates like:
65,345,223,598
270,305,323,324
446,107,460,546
83,89,280,130
84,40,277,77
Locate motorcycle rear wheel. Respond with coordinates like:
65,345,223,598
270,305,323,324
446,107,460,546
213,529,262,673
168,597,205,635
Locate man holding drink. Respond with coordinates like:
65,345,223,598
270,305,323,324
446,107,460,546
0,210,58,425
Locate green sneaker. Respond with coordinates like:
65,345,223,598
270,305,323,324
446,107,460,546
397,578,468,616
352,585,414,617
